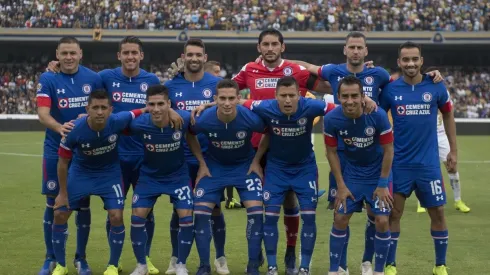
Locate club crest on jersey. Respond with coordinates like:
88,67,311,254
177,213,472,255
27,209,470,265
172,131,182,141
146,144,155,152
202,88,212,99
263,191,271,201
140,82,148,92
364,126,375,137
37,83,42,92
297,117,307,126
47,180,57,190
236,131,247,139
283,66,293,76
82,84,92,95
108,134,118,143
364,76,374,86
422,92,432,103
195,188,205,198
132,194,139,204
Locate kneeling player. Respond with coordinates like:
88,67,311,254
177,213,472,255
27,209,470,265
128,85,207,275
324,76,394,275
53,90,145,275
192,80,265,275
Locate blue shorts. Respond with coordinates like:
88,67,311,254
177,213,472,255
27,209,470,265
188,161,225,204
393,167,446,208
120,155,143,196
133,175,193,210
337,181,393,215
41,157,60,196
263,164,318,209
194,164,263,205
66,172,125,211
328,151,347,202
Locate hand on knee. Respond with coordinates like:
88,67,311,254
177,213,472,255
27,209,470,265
54,210,70,224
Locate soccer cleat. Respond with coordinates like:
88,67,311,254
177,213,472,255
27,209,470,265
433,265,449,275
196,264,211,275
318,189,327,198
130,263,149,275
52,264,68,275
454,200,470,213
246,263,260,275
267,266,279,275
175,263,189,275
74,257,92,275
338,267,350,275
146,256,160,274
384,265,397,275
103,265,119,275
284,249,298,275
298,267,310,275
38,256,57,275
361,261,373,275
165,256,178,274
214,256,230,274
225,198,243,209
417,202,427,213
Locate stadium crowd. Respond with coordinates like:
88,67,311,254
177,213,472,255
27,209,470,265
0,0,490,31
0,62,489,117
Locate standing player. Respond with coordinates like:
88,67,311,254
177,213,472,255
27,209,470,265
245,76,337,275
52,90,145,275
164,39,229,275
379,42,456,275
323,76,394,275
36,36,103,275
128,85,207,275
191,79,265,275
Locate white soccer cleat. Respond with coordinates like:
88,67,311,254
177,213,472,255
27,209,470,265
338,267,350,275
214,256,230,275
361,261,373,275
130,263,149,275
373,272,385,275
165,256,178,274
175,263,189,275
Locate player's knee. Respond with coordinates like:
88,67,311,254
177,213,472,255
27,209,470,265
54,209,70,224
390,206,403,221
108,210,124,226
177,208,193,218
333,213,350,230
283,191,298,208
375,215,390,232
132,207,150,219
428,206,446,226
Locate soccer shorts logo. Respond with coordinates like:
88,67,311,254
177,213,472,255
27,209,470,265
202,88,212,99
37,83,43,92
330,188,337,198
132,194,139,204
108,134,118,143
283,67,293,76
47,180,57,190
172,131,182,141
140,82,148,92
263,190,270,201
82,84,92,95
422,92,432,103
364,76,374,85
236,131,247,139
195,188,205,198
297,117,307,126
364,126,375,136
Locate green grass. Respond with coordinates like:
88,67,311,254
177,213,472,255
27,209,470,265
0,132,489,274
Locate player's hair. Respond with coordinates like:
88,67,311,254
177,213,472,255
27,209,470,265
216,79,239,95
204,61,220,71
88,89,111,105
338,75,363,96
345,31,366,43
275,76,299,93
398,41,422,56
146,85,169,100
184,38,206,53
57,36,80,48
258,29,284,45
119,36,143,52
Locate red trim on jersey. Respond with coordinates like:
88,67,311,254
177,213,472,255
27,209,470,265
324,135,337,147
379,130,394,145
130,109,143,118
317,67,323,79
58,146,73,159
243,99,254,110
389,76,394,83
37,97,51,108
325,103,336,114
439,101,452,113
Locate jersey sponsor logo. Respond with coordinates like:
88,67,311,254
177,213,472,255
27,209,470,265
143,134,151,139
202,88,212,99
272,126,306,137
175,100,211,111
58,96,89,109
395,96,403,100
363,86,373,97
132,194,139,204
58,98,69,109
83,142,117,156
283,67,293,76
422,92,432,103
112,91,146,104
140,82,148,92
57,89,65,94
145,142,181,152
255,78,280,89
364,126,375,137
37,83,42,92
344,136,374,148
339,130,348,135
195,188,205,198
263,190,270,201
209,133,217,137
297,117,307,126
175,92,183,97
364,76,374,85
172,131,182,141
236,131,247,139
396,104,431,116
82,84,92,95
46,180,57,190
113,82,120,87
212,140,245,149
108,134,118,143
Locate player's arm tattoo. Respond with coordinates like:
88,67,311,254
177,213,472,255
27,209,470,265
57,157,70,195
325,146,345,188
288,60,321,76
185,132,205,164
380,142,394,179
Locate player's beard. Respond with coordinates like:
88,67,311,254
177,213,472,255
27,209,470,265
262,52,280,64
347,57,364,67
186,61,203,73
403,66,419,78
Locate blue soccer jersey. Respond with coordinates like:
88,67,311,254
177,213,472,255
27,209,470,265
99,67,160,156
323,107,394,183
164,72,221,163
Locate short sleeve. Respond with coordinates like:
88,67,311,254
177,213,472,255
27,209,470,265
36,74,53,108
437,84,452,113
231,64,248,90
58,129,77,158
379,86,391,111
113,111,140,132
248,111,266,133
318,64,335,81
376,110,394,145
377,67,391,89
93,73,104,90
323,114,337,147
